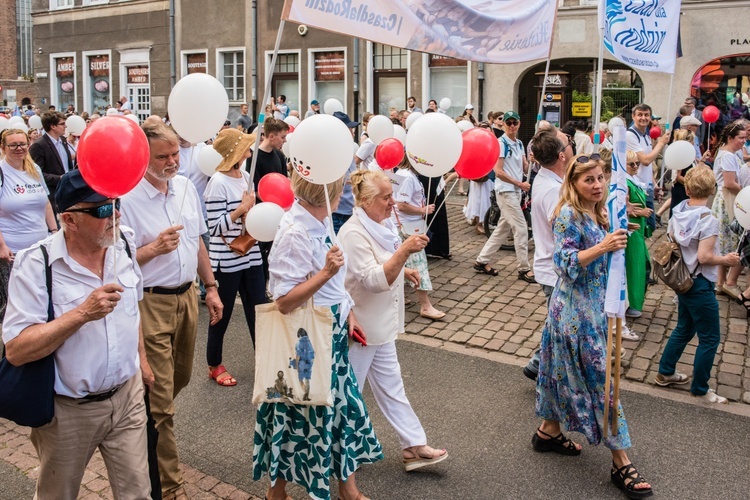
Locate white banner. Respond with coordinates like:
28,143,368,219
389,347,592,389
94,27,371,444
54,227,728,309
283,0,557,64
604,124,628,318
599,0,682,74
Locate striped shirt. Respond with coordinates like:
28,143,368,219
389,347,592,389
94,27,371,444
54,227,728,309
204,171,261,272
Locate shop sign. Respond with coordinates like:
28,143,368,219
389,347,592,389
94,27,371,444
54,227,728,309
186,53,207,74
730,38,750,46
429,54,467,67
127,66,149,84
314,51,345,81
571,102,592,117
89,55,110,77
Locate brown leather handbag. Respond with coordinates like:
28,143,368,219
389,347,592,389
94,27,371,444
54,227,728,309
222,215,257,256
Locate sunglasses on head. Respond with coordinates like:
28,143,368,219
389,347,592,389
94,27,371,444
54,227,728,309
575,154,601,163
65,199,120,219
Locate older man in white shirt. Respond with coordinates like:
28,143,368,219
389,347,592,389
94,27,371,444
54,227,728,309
120,121,222,500
2,170,153,499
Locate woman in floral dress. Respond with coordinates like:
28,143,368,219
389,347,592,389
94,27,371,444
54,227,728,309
533,155,653,499
253,171,383,500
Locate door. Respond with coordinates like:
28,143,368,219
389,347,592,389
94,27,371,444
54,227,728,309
127,85,150,123
375,72,406,116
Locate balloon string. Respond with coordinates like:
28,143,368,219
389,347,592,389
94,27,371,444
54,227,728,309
177,145,195,223
112,198,118,281
423,177,432,235
425,178,459,234
323,183,338,247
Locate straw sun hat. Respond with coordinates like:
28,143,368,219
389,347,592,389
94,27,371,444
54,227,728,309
213,128,256,172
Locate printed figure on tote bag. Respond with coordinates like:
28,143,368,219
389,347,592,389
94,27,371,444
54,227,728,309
266,371,294,400
289,327,316,401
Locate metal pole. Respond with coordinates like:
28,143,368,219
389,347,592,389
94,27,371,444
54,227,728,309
478,62,485,122
251,0,259,119
169,0,176,88
593,27,605,152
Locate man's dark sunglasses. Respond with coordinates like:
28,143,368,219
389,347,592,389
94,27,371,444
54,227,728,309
505,120,519,126
65,199,120,218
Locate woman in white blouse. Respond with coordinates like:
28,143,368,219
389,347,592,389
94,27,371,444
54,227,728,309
253,170,383,500
339,169,449,472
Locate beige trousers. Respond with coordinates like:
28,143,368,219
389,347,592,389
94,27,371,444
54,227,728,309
477,190,530,271
30,373,150,500
139,284,198,496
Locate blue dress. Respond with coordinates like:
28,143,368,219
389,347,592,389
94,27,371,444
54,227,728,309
535,205,631,450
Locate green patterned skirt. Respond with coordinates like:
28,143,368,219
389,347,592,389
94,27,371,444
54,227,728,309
252,304,383,500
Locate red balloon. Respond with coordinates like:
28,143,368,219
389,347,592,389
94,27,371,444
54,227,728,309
454,128,500,180
77,116,149,198
649,127,662,139
287,124,295,133
375,138,404,170
702,105,719,124
258,172,294,209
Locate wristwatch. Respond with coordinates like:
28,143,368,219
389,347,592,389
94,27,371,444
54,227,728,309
204,281,219,290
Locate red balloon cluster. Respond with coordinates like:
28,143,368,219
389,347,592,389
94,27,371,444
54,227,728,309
702,105,720,124
454,128,500,180
649,127,662,139
375,138,404,170
77,116,150,198
258,172,294,210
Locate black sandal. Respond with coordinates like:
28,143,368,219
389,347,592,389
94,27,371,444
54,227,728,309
518,270,537,284
531,428,581,456
473,262,498,276
736,292,750,318
611,462,653,499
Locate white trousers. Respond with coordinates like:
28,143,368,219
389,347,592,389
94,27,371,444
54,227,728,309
348,340,426,449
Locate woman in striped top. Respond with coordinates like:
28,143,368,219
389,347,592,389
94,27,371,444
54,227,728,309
203,129,267,387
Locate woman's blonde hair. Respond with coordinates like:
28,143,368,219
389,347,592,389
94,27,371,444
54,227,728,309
684,165,715,199
672,128,695,144
553,155,608,227
290,169,344,207
350,169,389,207
1,128,40,181
626,150,638,164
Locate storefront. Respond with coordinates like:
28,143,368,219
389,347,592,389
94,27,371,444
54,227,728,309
690,54,750,124
423,54,470,118
50,53,76,111
119,48,151,122
83,51,112,115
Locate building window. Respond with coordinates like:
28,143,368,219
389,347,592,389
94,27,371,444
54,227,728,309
311,50,346,111
428,55,468,118
17,0,33,78
51,53,76,111
181,50,208,77
49,0,74,10
271,52,300,113
83,0,110,5
373,44,407,116
373,44,407,71
218,49,245,103
691,55,750,119
83,52,111,115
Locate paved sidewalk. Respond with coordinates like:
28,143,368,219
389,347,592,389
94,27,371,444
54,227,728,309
406,194,750,404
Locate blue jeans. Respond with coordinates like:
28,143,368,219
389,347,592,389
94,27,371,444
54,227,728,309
658,275,720,396
645,186,656,232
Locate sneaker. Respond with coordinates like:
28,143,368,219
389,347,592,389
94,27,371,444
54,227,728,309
655,371,689,387
625,307,642,318
692,389,728,404
621,325,640,341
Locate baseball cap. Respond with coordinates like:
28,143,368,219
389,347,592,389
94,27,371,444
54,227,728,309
55,170,109,213
464,104,474,110
651,115,662,120
310,100,319,105
680,115,701,128
503,111,520,121
333,111,360,129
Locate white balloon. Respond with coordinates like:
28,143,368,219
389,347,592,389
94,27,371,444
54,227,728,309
16,123,29,134
8,116,24,127
0,117,10,132
282,132,293,158
65,115,86,136
439,98,451,111
168,73,229,144
106,108,119,116
284,116,300,127
124,114,140,125
393,125,407,146
245,202,285,242
405,112,463,177
367,115,394,145
457,119,475,132
28,115,42,130
663,140,696,170
196,146,222,176
288,114,353,185
405,112,423,130
352,141,359,155
608,116,625,130
323,98,344,115
743,93,749,105
734,186,750,230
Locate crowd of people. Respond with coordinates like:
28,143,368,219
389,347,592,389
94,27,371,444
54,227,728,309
1,92,749,500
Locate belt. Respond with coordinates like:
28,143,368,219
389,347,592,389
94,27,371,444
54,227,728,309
144,282,193,295
78,384,123,404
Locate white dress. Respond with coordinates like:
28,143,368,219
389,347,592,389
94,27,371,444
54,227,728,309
464,179,493,221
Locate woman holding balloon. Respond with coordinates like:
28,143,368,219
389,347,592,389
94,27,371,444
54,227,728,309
203,129,267,386
710,120,746,297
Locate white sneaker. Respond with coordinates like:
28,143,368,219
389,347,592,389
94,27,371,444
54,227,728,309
621,325,640,341
693,389,728,404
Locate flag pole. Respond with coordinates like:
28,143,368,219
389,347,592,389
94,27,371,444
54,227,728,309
247,19,286,190
593,25,605,152
603,317,614,438
661,73,675,190
536,12,558,131
612,317,622,435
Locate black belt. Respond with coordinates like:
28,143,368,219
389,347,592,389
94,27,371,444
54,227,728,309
144,282,192,295
78,384,123,404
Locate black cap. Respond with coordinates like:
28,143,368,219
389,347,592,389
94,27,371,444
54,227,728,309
55,170,108,213
333,111,360,129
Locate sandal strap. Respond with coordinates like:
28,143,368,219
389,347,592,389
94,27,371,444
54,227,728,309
536,428,577,450
613,463,649,489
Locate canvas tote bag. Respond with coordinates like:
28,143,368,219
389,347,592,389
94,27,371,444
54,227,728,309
253,297,333,407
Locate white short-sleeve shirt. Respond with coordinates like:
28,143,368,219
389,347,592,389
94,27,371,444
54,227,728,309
495,136,525,193
626,127,654,191
0,160,49,252
713,150,740,191
531,168,564,287
394,169,424,224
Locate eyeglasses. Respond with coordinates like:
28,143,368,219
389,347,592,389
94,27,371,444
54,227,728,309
505,121,519,126
65,199,120,218
5,143,28,150
575,154,601,163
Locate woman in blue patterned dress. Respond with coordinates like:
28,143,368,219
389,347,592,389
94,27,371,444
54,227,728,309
533,155,653,499
253,171,383,500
